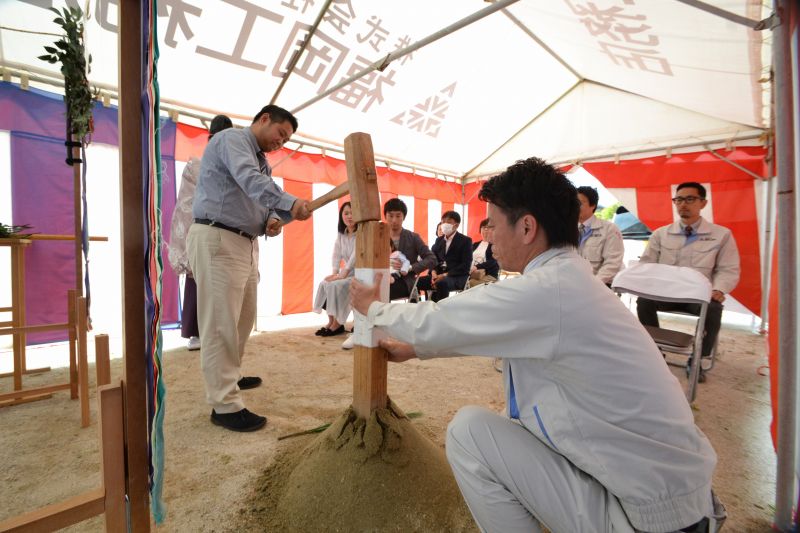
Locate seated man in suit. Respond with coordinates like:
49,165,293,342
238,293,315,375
637,181,740,381
468,218,499,288
576,186,624,286
418,211,473,301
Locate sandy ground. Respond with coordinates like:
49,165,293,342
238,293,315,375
0,312,776,532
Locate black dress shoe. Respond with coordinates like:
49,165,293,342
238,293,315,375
237,376,262,390
321,325,345,337
210,408,267,432
315,327,330,336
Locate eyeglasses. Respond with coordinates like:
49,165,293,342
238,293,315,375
672,196,703,205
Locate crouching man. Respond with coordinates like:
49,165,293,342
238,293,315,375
351,157,725,533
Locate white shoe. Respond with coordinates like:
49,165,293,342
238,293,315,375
341,334,354,350
187,336,201,351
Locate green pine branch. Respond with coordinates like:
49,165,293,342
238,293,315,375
37,6,95,143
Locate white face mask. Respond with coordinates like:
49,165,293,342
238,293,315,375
440,223,454,236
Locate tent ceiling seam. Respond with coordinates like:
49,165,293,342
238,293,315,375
501,9,582,80
462,79,583,178
583,79,766,131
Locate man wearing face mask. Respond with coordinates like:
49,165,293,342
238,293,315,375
417,211,473,302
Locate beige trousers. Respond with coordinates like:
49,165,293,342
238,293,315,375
186,224,258,414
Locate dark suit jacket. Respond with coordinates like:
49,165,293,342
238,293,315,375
472,240,499,279
431,232,473,278
395,228,438,292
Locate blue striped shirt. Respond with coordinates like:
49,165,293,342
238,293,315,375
192,127,297,236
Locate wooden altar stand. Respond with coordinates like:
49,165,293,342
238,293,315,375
0,236,109,427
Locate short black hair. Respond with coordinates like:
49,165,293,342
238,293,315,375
337,201,352,234
479,157,579,248
576,186,599,212
441,210,460,224
252,105,298,132
208,114,233,140
479,218,490,230
383,198,407,218
676,181,706,198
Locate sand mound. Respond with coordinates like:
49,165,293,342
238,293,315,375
240,399,477,532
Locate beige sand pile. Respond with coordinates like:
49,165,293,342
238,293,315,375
239,400,477,532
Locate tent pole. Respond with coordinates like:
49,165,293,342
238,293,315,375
759,176,776,332
772,0,798,529
675,0,764,28
291,0,521,114
464,133,766,182
704,146,769,180
269,0,333,105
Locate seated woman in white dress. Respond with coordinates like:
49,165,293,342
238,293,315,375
313,201,356,337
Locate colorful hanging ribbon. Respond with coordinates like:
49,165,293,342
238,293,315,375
142,0,167,523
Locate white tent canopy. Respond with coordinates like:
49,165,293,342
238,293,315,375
0,0,770,176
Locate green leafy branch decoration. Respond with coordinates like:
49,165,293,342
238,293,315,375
37,5,95,145
0,223,36,239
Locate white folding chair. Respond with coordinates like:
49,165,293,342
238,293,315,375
407,274,423,303
611,262,712,403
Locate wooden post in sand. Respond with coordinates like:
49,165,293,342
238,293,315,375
344,133,390,418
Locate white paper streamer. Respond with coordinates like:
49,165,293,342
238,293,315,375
353,267,390,348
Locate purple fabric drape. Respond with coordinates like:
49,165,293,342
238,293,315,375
1,82,179,343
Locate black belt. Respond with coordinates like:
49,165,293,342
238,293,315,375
680,517,709,533
194,218,255,240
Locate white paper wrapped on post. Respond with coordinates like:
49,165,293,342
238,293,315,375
353,267,390,348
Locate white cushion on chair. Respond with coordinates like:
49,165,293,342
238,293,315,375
611,262,711,304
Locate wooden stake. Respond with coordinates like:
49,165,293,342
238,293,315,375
344,133,390,418
68,289,78,399
7,239,30,388
72,134,82,299
99,383,126,531
118,0,152,526
352,221,390,417
95,334,111,387
77,297,90,428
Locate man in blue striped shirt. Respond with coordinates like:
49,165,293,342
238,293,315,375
188,104,310,432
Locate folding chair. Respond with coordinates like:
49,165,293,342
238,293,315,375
611,262,712,403
408,274,423,303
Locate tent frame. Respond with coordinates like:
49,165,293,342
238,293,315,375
3,0,798,529
772,0,799,529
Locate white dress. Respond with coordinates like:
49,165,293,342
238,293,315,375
313,231,356,324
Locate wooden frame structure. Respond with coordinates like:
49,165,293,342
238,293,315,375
0,251,90,423
0,379,126,532
0,1,152,530
0,234,108,419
